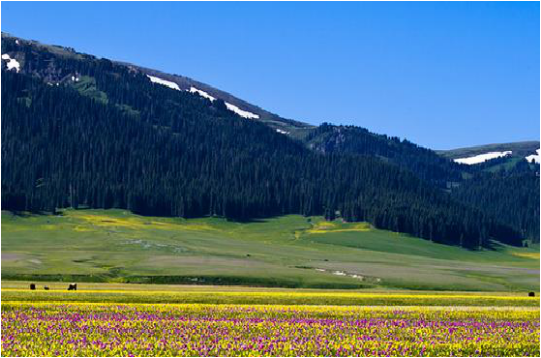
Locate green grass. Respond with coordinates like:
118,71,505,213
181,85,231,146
1,209,539,291
71,76,109,104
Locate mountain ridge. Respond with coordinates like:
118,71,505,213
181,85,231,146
122,62,314,133
1,33,538,246
3,33,537,154
437,141,539,162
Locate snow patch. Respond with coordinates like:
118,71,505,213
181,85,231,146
1,54,20,72
276,129,289,135
15,40,20,45
525,149,540,164
149,80,260,120
225,102,260,119
147,75,180,91
189,86,260,119
454,151,512,165
189,87,216,101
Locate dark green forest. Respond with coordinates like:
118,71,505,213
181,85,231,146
304,123,540,243
451,172,540,242
304,123,466,187
1,35,538,248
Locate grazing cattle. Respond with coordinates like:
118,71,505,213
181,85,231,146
29,283,36,290
67,283,77,291
528,292,535,297
44,286,50,290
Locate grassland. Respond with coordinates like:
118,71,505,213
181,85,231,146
2,284,539,356
3,301,538,357
1,281,538,307
1,209,539,291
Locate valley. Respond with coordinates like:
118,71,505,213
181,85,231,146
2,33,539,252
1,4,539,356
2,209,539,291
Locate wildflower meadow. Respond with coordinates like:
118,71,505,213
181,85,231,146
2,300,539,356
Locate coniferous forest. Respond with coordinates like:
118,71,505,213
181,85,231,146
1,35,538,249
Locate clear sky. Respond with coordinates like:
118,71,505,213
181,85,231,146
1,1,539,149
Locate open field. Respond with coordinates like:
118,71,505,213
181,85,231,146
1,281,539,307
2,209,539,291
1,286,539,356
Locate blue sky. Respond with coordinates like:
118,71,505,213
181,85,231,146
2,1,539,149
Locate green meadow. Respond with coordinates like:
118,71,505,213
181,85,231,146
1,209,539,291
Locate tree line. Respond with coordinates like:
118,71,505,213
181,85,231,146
1,37,532,248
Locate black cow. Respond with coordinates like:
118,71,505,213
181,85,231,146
29,283,36,290
67,283,77,291
528,292,535,297
44,286,50,291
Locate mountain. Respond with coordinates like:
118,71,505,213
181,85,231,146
0,33,313,135
435,143,539,241
303,123,467,188
450,172,540,241
437,141,540,166
301,127,540,243
1,33,537,247
129,64,314,136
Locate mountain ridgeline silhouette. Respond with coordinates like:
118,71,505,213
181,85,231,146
1,34,538,248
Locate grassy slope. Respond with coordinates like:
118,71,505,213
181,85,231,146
1,209,539,291
437,141,539,159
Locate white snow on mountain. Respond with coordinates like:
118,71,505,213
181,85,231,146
276,129,288,135
525,149,540,164
1,54,20,72
189,86,259,119
147,75,180,91
147,79,260,120
454,151,512,165
189,87,216,101
225,102,259,119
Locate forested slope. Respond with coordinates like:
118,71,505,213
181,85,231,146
303,124,540,243
304,123,466,187
451,172,540,242
1,34,535,248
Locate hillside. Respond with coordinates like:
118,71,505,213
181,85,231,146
437,141,540,171
302,125,540,242
0,32,313,136
2,210,539,291
1,33,538,247
304,123,467,187
130,64,314,136
438,141,540,163
450,172,540,241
